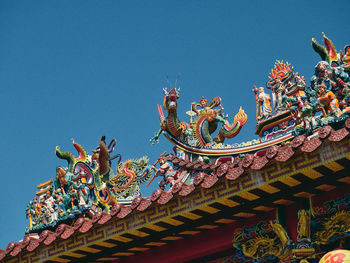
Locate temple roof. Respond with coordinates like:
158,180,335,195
2,120,350,262
2,33,350,262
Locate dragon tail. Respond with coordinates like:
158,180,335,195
111,157,152,194
214,107,247,143
55,146,76,173
312,33,338,65
322,32,338,64
72,138,87,162
135,166,153,184
312,37,328,62
98,140,110,176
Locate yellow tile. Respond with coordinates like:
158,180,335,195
324,161,344,172
198,205,220,214
215,218,236,224
196,225,218,229
97,258,119,261
179,231,200,235
95,241,117,248
258,184,280,194
113,252,135,256
128,230,149,237
50,258,71,263
294,192,315,198
162,218,184,226
273,199,294,205
79,246,101,253
162,236,183,241
236,192,260,201
338,177,350,184
302,169,324,179
181,212,202,220
111,236,133,243
145,242,167,246
145,224,166,232
64,252,86,258
253,206,274,212
129,247,150,252
234,212,255,218
279,177,301,187
217,199,240,207
315,184,336,191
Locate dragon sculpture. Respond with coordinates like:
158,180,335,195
151,87,247,148
312,32,339,66
237,220,291,262
316,210,350,245
241,235,282,261
25,138,153,233
252,33,350,139
55,139,153,208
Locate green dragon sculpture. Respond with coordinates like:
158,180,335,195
55,139,153,208
151,87,247,148
25,138,153,233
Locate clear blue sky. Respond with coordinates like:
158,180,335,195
0,0,349,249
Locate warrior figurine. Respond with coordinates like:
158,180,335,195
317,84,341,116
152,156,178,190
192,96,223,115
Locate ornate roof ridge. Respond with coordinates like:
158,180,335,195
2,118,350,261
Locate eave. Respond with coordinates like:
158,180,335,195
2,122,350,263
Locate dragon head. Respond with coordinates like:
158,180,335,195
163,88,180,112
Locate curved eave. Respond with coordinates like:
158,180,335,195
255,111,292,136
164,132,294,156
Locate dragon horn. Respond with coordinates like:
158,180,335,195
174,73,180,88
175,87,180,96
166,73,170,88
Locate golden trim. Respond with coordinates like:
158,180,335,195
197,205,220,214
301,169,324,179
279,177,301,187
145,242,167,246
237,192,260,201
217,199,239,207
145,224,166,232
324,161,344,172
181,212,202,220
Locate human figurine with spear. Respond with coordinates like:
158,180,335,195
147,152,178,190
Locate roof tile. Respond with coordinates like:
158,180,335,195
179,184,195,196
158,191,173,205
328,127,349,142
201,174,218,188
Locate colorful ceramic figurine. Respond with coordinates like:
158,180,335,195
253,86,272,121
151,85,247,148
297,209,311,240
151,155,178,191
25,33,350,244
252,34,350,138
25,137,154,234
